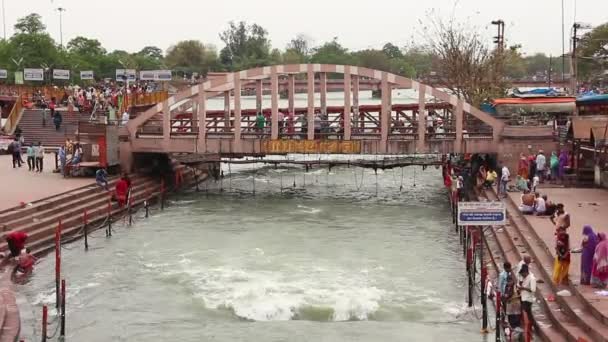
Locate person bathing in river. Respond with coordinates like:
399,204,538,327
4,231,28,259
16,248,37,274
115,174,130,207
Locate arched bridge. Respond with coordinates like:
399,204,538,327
123,64,556,158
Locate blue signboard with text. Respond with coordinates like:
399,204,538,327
458,202,506,226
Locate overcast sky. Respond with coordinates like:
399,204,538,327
3,0,606,56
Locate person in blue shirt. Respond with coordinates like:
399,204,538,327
96,168,109,190
498,262,511,293
58,146,67,176
26,144,35,171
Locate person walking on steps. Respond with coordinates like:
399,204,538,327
518,264,536,330
53,111,63,131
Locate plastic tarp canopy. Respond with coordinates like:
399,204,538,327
577,94,608,104
495,102,576,116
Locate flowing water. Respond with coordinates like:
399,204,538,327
19,160,488,342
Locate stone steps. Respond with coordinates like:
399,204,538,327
1,177,156,231
486,189,607,342
481,191,577,342
0,177,161,257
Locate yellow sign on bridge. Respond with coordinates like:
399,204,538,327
262,140,361,154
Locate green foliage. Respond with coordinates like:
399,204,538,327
578,23,608,80
310,38,355,65
166,40,218,75
14,13,46,35
219,21,272,70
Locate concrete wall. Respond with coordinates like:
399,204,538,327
496,139,560,174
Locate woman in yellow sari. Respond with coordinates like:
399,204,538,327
552,226,571,285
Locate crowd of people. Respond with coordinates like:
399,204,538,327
485,149,608,337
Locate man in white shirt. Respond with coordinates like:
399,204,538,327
518,264,537,328
121,111,130,126
535,150,546,182
500,164,510,197
534,193,546,215
35,142,45,173
515,255,532,279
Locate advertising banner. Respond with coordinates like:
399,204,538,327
80,70,94,80
116,69,137,81
140,70,172,81
53,69,70,80
0,69,7,79
24,68,44,81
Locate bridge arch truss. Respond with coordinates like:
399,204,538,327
126,64,506,155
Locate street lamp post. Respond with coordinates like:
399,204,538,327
56,7,66,48
2,0,6,40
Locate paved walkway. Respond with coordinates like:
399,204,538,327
0,154,94,211
508,187,608,317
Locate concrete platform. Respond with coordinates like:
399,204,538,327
508,187,608,322
0,154,94,212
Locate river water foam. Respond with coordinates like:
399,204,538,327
19,161,485,341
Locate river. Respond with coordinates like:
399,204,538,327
19,160,487,341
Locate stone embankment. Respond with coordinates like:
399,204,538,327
0,163,201,341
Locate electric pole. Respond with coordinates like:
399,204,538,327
56,7,66,48
571,23,583,95
491,20,505,51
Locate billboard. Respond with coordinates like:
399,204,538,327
24,68,44,81
0,69,7,79
139,70,156,81
53,69,70,80
140,70,172,81
80,70,94,80
115,69,137,81
156,70,172,81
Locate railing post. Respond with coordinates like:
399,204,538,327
41,305,48,342
495,291,501,342
55,220,61,309
144,199,149,218
106,199,112,237
160,179,165,210
83,210,88,251
60,279,66,338
480,226,488,333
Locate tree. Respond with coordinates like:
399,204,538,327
310,38,354,65
402,45,436,78
287,34,311,57
8,14,60,73
382,43,403,59
422,17,508,105
503,45,526,79
138,46,164,60
166,40,218,75
577,23,608,80
14,13,46,35
219,21,272,70
67,37,106,57
353,49,392,71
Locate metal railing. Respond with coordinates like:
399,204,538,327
2,95,24,134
